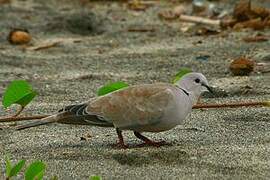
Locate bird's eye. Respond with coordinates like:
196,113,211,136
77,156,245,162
194,78,200,83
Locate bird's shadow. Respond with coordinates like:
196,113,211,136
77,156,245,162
15,140,257,177
110,147,190,167
13,139,190,166
9,140,259,175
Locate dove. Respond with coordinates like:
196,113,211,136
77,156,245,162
16,72,212,148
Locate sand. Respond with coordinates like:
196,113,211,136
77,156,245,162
0,0,270,179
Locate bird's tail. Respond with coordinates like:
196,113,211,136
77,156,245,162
15,114,59,131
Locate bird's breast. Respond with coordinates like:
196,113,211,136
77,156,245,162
162,90,192,126
137,91,192,133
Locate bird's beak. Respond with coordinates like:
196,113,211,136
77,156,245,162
202,83,213,93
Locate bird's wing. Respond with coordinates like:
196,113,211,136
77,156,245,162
87,83,175,130
57,103,114,127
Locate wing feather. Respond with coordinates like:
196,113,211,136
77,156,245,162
87,84,174,130
58,104,113,127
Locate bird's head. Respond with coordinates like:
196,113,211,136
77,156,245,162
175,72,212,105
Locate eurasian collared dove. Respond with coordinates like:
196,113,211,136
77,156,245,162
16,72,212,148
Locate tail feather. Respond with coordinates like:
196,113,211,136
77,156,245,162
16,114,58,131
15,103,114,130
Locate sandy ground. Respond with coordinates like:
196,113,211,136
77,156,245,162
0,0,270,179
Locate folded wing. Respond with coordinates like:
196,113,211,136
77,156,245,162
87,83,175,130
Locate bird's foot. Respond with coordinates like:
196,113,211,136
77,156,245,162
136,140,169,148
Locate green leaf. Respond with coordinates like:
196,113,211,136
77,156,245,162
15,92,37,107
2,80,37,108
9,159,26,177
5,155,12,177
90,176,101,180
97,81,129,96
172,68,192,84
25,161,46,180
34,170,45,180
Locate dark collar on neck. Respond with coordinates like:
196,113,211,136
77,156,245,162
175,86,189,96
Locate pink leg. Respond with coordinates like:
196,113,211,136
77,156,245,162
133,131,167,147
114,128,128,149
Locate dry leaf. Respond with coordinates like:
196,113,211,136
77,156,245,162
233,18,268,30
233,0,252,21
231,0,270,30
252,5,270,19
8,29,31,45
229,57,255,76
233,0,270,21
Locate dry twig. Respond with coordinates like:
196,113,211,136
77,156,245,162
179,15,221,26
0,101,268,124
0,115,49,123
193,101,269,109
